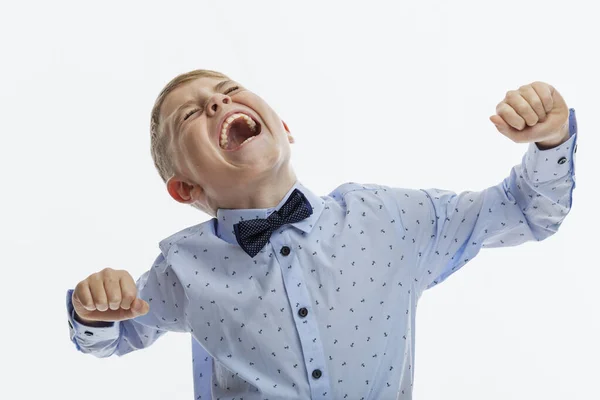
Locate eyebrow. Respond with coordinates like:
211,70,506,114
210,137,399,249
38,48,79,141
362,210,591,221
166,79,235,133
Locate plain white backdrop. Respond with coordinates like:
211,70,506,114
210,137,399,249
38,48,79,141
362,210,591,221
1,1,598,399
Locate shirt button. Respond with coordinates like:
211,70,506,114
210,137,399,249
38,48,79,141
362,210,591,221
298,307,308,318
312,369,322,379
558,156,567,165
84,331,94,336
280,246,291,256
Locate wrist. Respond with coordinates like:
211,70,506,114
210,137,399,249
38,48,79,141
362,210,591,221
536,122,570,150
73,310,114,327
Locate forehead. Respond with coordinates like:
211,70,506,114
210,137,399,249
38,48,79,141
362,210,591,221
159,76,228,124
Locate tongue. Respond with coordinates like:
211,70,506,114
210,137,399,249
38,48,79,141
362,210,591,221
224,120,254,150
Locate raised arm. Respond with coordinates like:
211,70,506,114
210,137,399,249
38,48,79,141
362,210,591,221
390,82,577,293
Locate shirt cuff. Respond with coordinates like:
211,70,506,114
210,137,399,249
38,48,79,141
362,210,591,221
66,289,120,350
524,108,577,184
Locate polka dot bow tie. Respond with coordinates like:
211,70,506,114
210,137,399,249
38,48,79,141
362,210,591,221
233,189,313,258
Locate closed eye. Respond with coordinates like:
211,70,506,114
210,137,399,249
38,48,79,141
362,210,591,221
183,86,240,121
183,108,199,121
224,85,239,95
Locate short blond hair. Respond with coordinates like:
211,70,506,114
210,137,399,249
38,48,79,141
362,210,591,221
150,69,230,184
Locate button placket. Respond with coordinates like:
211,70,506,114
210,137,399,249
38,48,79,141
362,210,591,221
272,231,331,398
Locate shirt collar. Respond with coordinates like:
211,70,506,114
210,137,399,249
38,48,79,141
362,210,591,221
215,180,324,245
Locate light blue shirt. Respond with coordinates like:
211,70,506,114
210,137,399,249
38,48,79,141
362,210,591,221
67,108,578,399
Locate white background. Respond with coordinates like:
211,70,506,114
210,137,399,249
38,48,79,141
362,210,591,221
1,1,598,399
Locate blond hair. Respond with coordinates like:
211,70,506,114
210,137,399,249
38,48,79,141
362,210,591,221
149,69,230,215
150,69,230,184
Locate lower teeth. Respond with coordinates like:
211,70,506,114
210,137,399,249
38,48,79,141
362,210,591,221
221,135,257,149
241,135,256,145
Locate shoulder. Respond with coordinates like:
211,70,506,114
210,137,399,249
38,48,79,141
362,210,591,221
329,181,418,205
157,219,214,257
329,182,388,199
329,181,434,213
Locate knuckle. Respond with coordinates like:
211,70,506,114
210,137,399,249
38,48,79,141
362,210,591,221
95,286,108,298
95,299,108,309
534,100,545,111
542,95,552,105
89,271,102,281
73,285,89,304
87,276,102,289
105,282,121,295
121,289,137,302
516,103,529,113
107,295,121,304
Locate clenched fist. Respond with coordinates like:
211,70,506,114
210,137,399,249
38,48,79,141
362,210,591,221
72,268,149,322
490,81,570,149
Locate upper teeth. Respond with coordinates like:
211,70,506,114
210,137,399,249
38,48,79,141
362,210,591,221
220,113,258,148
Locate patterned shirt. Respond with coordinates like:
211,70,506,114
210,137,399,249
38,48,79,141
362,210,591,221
66,108,578,399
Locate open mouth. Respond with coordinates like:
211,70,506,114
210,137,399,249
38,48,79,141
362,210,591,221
219,113,262,151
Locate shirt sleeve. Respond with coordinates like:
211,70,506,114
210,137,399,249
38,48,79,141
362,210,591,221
66,252,190,358
390,108,578,293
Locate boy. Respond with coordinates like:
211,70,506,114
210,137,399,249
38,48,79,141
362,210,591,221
66,69,577,399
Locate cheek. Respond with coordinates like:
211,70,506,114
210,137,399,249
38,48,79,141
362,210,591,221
242,93,280,121
183,133,208,157
173,133,203,169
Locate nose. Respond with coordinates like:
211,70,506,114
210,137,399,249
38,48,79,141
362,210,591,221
206,94,231,117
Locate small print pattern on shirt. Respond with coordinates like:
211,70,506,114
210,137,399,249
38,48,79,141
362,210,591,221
67,109,578,400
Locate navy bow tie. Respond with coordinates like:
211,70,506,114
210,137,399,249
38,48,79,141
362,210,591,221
233,189,313,257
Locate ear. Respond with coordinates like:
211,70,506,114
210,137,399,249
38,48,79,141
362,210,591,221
166,176,205,204
282,120,295,143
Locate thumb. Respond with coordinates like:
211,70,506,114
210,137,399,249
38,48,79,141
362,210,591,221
131,298,150,316
490,115,506,131
489,115,519,136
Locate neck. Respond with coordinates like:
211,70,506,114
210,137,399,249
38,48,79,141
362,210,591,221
209,167,298,214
